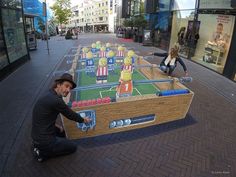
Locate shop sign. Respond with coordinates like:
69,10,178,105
199,0,232,9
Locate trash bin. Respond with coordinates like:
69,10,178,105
138,35,143,43
133,35,138,42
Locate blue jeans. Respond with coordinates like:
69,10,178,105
160,65,176,75
32,128,77,160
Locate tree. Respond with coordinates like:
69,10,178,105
123,19,134,28
133,15,147,28
51,0,72,28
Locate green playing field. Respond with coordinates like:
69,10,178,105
75,68,160,101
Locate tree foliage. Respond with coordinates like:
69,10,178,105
133,16,147,28
123,19,134,27
50,0,72,25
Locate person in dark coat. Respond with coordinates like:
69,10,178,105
150,45,188,76
31,73,91,162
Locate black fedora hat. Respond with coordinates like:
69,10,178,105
55,73,77,89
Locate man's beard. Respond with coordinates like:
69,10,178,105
62,92,69,97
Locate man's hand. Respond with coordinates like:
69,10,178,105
83,117,92,123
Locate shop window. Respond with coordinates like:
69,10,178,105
170,10,195,54
1,8,27,63
192,14,235,74
0,20,9,70
170,11,235,74
152,11,172,51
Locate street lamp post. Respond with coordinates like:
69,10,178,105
43,0,50,54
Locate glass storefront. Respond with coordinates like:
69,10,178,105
1,8,27,63
151,0,172,50
144,0,236,81
0,18,9,70
170,10,235,74
191,14,234,73
169,10,195,55
0,0,29,80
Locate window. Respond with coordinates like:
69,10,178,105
99,17,103,21
170,10,235,74
192,14,235,73
1,8,27,63
0,20,9,69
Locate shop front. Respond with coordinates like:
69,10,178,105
0,0,29,81
168,0,236,81
149,0,172,51
192,13,234,74
0,19,9,71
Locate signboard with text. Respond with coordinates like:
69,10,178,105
200,0,232,9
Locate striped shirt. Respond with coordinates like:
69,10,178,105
81,53,86,59
96,66,108,76
117,50,124,57
122,65,133,72
99,51,106,58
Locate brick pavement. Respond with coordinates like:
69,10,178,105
0,34,236,177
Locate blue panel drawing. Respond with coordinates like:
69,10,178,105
107,57,115,64
86,59,95,66
76,110,96,132
109,114,156,129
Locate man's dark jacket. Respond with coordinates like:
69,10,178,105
31,89,84,144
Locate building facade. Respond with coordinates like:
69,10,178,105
68,0,110,32
108,0,122,32
143,0,236,82
0,0,29,81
